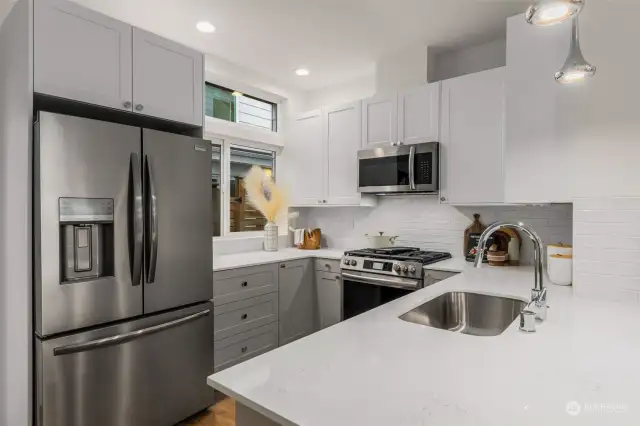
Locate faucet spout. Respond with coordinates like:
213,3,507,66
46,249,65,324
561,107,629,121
473,221,545,299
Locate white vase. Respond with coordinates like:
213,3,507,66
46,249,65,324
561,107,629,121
264,223,278,252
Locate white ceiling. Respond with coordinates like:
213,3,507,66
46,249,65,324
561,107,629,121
11,0,531,91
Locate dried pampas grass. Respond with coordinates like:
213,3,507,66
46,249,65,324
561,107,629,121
244,166,287,223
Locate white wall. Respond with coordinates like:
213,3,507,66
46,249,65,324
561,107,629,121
0,0,32,425
375,42,429,93
430,38,506,82
558,2,640,199
295,199,573,265
305,74,376,110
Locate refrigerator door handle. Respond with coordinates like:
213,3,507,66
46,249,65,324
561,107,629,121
130,153,144,286
53,309,211,356
145,155,159,283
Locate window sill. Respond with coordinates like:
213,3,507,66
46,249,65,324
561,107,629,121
205,116,284,148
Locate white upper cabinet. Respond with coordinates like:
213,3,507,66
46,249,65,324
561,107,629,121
362,83,441,148
361,94,398,147
398,82,440,145
33,0,204,126
325,101,362,205
34,0,133,112
132,28,203,126
289,110,326,206
440,68,505,205
505,14,571,203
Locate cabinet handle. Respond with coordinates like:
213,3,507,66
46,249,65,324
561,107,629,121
241,281,248,287
135,104,144,112
123,101,132,109
241,346,248,353
280,264,286,268
241,313,248,320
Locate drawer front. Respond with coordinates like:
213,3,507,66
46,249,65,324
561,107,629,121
214,294,278,341
315,258,342,273
214,323,278,372
213,264,278,306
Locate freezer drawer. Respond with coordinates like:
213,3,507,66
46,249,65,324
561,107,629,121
214,323,278,373
36,302,214,426
213,263,279,306
214,293,278,341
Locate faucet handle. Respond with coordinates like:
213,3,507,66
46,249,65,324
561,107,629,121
519,310,537,333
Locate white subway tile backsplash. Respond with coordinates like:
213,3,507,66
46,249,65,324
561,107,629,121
573,197,640,304
295,198,573,265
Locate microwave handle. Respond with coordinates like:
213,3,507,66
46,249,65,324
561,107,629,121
408,145,416,190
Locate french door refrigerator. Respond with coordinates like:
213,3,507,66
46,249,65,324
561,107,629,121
34,112,214,426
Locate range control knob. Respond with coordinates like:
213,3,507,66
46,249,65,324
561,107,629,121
343,258,350,265
393,263,401,273
401,264,409,273
350,259,357,266
407,265,417,274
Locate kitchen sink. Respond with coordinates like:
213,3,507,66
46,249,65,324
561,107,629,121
399,292,526,336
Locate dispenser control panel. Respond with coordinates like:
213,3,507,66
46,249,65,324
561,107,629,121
59,198,114,223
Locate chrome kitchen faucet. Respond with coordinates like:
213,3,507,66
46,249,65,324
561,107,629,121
474,221,548,332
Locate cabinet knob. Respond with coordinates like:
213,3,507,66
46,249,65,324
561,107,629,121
280,264,286,268
241,346,248,353
123,101,132,109
335,275,341,280
241,314,248,320
241,281,248,287
135,104,144,112
440,197,447,202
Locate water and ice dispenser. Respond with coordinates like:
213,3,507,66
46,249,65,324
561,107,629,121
59,198,115,283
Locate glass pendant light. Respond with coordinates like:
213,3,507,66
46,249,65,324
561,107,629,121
554,17,596,84
525,0,584,26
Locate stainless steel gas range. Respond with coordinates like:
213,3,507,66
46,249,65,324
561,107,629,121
340,247,453,319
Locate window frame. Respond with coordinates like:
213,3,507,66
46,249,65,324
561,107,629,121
205,82,278,132
210,136,278,239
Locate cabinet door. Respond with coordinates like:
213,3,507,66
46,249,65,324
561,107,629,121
133,28,203,126
398,83,440,145
288,110,326,206
440,68,505,205
361,93,398,147
279,259,316,346
316,271,342,329
34,0,133,111
505,15,571,203
325,101,362,205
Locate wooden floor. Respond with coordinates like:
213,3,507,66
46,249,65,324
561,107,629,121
178,393,235,426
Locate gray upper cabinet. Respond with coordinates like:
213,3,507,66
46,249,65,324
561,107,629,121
278,259,316,346
33,0,204,126
133,28,204,126
34,0,133,112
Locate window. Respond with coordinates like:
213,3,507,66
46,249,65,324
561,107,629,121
210,138,277,237
205,83,277,132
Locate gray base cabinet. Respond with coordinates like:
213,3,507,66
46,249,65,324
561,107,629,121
316,271,343,329
278,259,317,346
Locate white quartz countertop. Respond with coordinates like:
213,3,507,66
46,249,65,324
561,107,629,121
213,248,345,271
208,264,640,426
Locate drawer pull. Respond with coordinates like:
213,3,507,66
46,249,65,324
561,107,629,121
241,346,248,353
241,281,248,287
325,263,331,268
241,314,248,320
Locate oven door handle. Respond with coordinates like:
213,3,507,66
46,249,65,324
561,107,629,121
408,145,416,190
341,272,420,290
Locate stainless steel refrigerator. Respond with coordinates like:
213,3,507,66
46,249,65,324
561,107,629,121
34,112,214,426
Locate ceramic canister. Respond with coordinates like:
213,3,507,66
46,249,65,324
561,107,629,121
548,254,573,286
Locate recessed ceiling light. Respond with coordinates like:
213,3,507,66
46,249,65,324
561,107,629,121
196,21,216,33
295,68,310,76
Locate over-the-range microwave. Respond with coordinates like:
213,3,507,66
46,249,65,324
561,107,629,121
357,142,439,194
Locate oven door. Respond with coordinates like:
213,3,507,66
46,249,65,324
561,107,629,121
341,271,419,320
358,142,439,194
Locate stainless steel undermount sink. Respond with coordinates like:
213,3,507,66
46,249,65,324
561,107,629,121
399,292,526,336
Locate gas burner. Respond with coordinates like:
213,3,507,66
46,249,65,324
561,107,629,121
344,247,451,265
